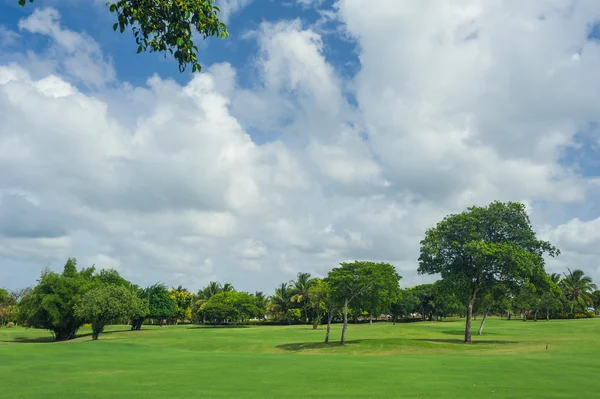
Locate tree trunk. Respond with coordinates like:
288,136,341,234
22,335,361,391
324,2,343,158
369,314,373,326
464,301,474,343
340,299,349,345
546,309,550,321
325,311,333,344
477,312,488,335
534,310,538,322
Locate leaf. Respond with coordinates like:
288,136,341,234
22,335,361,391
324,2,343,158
113,23,118,31
177,37,184,46
137,45,142,53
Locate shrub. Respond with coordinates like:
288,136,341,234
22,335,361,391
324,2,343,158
7,322,14,328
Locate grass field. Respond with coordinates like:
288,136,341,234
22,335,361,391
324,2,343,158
1,317,599,398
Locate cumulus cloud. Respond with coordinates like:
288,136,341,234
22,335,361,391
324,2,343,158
2,2,600,291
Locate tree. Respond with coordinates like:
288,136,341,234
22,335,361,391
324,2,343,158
198,281,223,300
307,279,338,343
539,273,563,321
360,269,401,326
326,261,401,345
390,289,419,323
18,0,228,73
18,259,95,340
198,291,260,325
418,201,559,343
169,287,195,324
560,268,598,313
75,285,145,340
290,272,315,324
271,282,293,322
0,288,17,326
130,283,177,330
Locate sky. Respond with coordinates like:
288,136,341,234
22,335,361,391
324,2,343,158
1,0,600,294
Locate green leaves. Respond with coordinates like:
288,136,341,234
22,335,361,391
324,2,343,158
19,0,229,73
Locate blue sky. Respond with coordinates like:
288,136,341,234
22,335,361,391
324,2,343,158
1,1,600,292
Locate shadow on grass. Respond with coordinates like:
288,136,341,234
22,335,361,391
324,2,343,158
186,325,250,329
276,336,518,352
1,327,141,343
411,338,518,345
276,341,346,351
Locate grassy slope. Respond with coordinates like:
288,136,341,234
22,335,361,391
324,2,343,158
1,317,598,398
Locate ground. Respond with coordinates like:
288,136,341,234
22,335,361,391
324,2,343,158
1,317,598,398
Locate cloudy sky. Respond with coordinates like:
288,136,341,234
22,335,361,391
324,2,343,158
1,0,600,293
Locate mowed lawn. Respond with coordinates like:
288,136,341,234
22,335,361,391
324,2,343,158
1,318,599,398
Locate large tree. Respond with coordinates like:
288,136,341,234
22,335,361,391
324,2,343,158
75,285,145,340
326,261,401,345
18,259,95,340
307,279,337,342
290,272,315,324
418,201,559,343
199,291,260,325
19,0,228,73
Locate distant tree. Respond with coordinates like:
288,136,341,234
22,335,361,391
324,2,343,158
307,279,338,343
326,261,401,345
18,0,228,73
75,285,145,340
199,291,260,325
539,273,563,320
0,288,17,326
253,291,268,319
390,289,419,323
18,259,95,340
130,283,177,330
198,281,223,300
222,283,235,293
290,272,316,324
418,201,559,343
361,270,401,326
169,287,195,324
271,282,293,322
560,268,598,313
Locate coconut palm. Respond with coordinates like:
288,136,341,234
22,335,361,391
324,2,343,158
560,268,598,312
198,281,222,300
222,283,235,293
271,282,293,319
289,272,315,323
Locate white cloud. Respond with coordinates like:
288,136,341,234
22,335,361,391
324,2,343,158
217,0,254,24
3,3,600,292
18,8,115,87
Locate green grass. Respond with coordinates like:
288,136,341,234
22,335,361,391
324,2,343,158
1,317,599,398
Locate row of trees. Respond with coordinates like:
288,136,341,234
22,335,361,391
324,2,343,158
2,201,598,344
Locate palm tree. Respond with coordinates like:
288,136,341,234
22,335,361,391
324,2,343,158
198,281,222,300
560,268,598,313
272,282,293,322
222,283,235,293
289,272,315,323
254,291,268,319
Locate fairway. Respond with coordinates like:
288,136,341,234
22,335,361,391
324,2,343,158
1,318,599,398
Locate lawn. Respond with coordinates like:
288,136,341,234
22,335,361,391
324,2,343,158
1,317,599,398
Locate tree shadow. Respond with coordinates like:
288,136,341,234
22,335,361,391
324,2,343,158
0,336,56,343
1,327,141,343
186,325,250,329
412,338,518,345
276,341,346,351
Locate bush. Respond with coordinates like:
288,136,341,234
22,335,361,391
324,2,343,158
7,322,14,328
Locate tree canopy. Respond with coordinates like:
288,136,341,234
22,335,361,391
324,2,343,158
18,0,228,73
75,285,145,340
418,201,559,343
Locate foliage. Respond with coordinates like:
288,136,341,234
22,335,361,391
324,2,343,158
169,286,195,323
199,291,260,325
75,285,145,339
326,261,401,344
17,259,94,340
131,283,177,330
18,0,228,73
418,201,559,342
560,268,598,313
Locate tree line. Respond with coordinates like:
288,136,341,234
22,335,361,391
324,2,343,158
1,201,598,344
